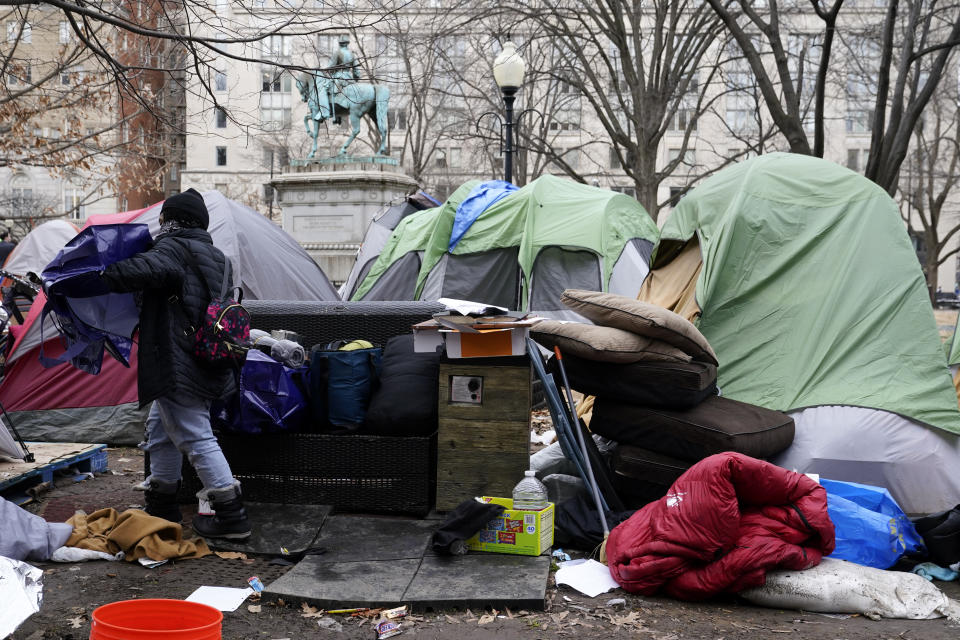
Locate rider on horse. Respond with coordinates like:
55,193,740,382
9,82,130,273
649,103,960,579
326,35,360,124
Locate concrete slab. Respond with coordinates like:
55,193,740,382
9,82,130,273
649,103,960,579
404,554,550,611
313,515,436,561
261,514,550,611
264,557,420,608
204,503,331,555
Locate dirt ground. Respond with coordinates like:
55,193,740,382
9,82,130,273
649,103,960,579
9,447,960,640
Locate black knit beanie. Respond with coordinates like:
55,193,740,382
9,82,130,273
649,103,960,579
161,188,209,229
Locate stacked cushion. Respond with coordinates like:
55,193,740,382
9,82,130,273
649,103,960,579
532,289,794,510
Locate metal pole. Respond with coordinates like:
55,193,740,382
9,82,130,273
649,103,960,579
502,86,517,184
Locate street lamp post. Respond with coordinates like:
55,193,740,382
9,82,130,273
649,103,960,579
492,41,525,184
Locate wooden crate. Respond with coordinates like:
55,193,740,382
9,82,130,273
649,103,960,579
435,357,531,511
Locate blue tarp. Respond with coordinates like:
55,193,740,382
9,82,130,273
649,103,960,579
448,180,518,251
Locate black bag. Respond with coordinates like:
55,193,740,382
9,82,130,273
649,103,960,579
610,445,693,509
363,334,440,436
549,352,717,409
591,394,795,461
911,504,960,567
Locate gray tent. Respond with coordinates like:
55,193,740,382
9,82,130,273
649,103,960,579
0,191,339,445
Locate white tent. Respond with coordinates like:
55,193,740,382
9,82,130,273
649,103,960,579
3,220,79,276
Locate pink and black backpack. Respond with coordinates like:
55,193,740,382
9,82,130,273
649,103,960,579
175,245,251,368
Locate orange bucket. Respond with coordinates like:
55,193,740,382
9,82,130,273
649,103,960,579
90,599,222,640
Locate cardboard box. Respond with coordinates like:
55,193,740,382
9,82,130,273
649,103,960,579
443,327,529,358
412,322,530,358
465,496,554,556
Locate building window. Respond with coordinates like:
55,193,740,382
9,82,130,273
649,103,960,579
260,70,291,127
669,187,684,207
64,189,85,219
214,182,228,193
216,146,227,166
8,63,30,85
668,147,696,167
611,186,637,199
388,109,406,131
846,148,868,172
448,147,461,168
263,183,274,203
59,21,70,43
214,71,227,92
215,107,227,128
669,77,699,132
8,21,30,43
435,150,447,169
262,35,290,60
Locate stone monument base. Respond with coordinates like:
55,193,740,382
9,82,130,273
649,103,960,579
273,158,418,286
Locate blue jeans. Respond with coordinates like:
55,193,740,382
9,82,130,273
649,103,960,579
143,395,235,491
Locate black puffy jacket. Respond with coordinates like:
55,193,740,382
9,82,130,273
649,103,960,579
101,227,235,407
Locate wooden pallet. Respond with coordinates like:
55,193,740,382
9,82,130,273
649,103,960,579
0,442,108,504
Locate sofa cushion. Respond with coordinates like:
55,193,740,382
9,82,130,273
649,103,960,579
531,320,692,364
591,394,795,461
561,289,718,365
548,352,717,409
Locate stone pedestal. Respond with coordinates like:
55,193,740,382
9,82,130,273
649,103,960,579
272,158,418,285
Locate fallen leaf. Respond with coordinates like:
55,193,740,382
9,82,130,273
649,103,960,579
300,602,324,618
70,607,85,615
445,615,460,624
478,613,495,625
214,551,247,560
247,604,262,613
67,616,84,628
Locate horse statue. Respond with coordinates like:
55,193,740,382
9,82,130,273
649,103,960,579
296,72,390,158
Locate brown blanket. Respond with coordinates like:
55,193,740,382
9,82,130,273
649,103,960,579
66,508,211,562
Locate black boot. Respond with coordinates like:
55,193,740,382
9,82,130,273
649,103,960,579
192,483,252,540
144,479,182,523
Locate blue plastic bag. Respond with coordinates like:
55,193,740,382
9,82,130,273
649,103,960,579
39,224,152,374
213,350,309,434
822,477,926,569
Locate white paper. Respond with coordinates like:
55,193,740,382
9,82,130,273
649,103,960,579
437,297,508,316
185,585,254,612
555,559,620,598
0,556,43,638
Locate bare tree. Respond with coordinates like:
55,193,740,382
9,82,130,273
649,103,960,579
0,0,389,214
899,84,960,295
0,188,62,237
491,0,726,221
708,0,960,195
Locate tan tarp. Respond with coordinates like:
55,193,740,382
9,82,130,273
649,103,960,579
635,238,703,323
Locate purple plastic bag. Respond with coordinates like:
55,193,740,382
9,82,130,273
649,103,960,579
39,224,152,374
213,350,309,434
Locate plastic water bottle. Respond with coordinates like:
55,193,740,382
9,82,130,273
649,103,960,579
512,470,549,511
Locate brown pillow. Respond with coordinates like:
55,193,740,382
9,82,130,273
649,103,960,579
561,289,718,365
531,320,693,364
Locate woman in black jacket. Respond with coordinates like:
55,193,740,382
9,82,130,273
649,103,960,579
101,189,250,540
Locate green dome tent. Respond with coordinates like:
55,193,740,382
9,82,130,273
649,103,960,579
639,152,960,513
351,181,479,301
350,175,658,316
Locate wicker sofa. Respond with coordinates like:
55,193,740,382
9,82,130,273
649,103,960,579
161,300,446,517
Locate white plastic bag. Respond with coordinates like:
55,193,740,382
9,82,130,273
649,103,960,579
0,556,43,638
740,557,960,621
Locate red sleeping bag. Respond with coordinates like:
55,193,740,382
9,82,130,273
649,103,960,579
605,452,835,600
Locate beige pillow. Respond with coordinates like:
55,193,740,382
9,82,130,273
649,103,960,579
531,321,693,364
561,289,718,365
